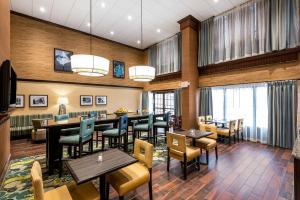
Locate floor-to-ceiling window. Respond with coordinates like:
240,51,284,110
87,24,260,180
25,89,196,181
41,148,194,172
153,91,175,115
212,84,268,143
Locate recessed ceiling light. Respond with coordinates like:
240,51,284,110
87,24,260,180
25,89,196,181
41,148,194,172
137,40,141,44
110,31,114,35
213,0,219,2
101,2,106,8
87,22,91,27
39,6,45,13
127,15,132,21
156,28,161,33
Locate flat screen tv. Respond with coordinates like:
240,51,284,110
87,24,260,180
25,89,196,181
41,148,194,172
0,60,17,113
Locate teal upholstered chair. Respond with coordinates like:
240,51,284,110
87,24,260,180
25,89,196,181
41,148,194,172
102,115,128,151
153,112,171,144
89,111,112,147
133,114,153,143
55,114,80,135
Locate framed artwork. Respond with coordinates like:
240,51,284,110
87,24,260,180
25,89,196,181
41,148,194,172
29,95,48,107
54,48,73,72
16,95,25,108
113,60,125,78
95,96,107,105
80,95,93,106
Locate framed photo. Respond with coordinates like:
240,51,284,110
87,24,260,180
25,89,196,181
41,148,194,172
80,95,93,106
54,48,73,72
29,95,48,107
16,95,25,108
113,60,125,79
95,96,107,105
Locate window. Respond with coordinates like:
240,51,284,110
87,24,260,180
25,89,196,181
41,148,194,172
153,92,175,115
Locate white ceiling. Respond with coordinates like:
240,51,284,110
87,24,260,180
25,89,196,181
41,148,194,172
10,0,247,49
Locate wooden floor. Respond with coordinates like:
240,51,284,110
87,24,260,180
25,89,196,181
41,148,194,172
10,139,294,200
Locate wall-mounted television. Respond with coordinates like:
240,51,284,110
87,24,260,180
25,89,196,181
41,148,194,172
0,60,17,113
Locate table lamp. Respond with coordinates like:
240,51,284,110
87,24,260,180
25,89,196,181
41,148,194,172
57,97,69,115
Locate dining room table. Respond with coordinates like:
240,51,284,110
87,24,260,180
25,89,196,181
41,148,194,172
206,119,229,128
42,112,163,175
175,129,212,146
65,148,137,200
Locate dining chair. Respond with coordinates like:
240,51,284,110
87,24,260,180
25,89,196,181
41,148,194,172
89,111,112,147
153,112,171,145
167,132,201,180
236,119,244,141
31,119,46,142
132,114,154,143
194,124,218,165
54,114,80,135
217,120,237,145
31,161,99,200
59,118,95,176
102,115,128,151
106,139,154,200
205,115,213,121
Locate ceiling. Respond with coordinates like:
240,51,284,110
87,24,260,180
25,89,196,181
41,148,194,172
10,0,248,49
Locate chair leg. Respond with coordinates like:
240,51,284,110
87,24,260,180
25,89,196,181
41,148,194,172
206,150,209,165
106,182,110,200
79,144,83,158
229,136,231,145
167,155,170,172
90,140,93,153
148,169,153,200
196,156,200,171
59,144,63,177
96,131,99,147
119,196,124,200
183,154,187,180
215,146,218,160
67,146,72,158
73,146,77,159
102,136,105,151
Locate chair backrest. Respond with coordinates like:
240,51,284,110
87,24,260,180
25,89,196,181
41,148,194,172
119,115,128,132
229,120,236,133
134,139,154,169
237,119,244,132
206,124,218,139
199,124,207,131
167,132,186,153
54,114,69,121
206,115,213,121
31,161,44,200
79,118,95,139
89,111,98,118
148,113,154,127
198,116,205,125
32,119,43,131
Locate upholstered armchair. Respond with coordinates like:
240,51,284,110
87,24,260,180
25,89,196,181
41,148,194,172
217,120,237,145
107,139,154,200
167,132,200,180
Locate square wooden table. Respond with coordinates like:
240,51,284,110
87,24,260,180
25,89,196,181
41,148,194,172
65,149,137,200
175,129,212,146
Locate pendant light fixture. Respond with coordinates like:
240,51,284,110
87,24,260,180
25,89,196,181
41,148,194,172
129,0,155,82
71,0,109,77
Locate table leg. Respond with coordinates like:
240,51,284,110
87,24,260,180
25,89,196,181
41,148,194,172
46,127,61,175
192,138,196,146
99,175,107,200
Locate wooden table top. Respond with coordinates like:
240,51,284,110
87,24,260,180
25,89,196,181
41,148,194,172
175,129,212,139
65,149,137,184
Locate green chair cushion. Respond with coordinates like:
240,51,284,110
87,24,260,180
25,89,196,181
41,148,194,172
133,124,149,131
94,124,112,131
154,121,168,127
59,134,91,144
102,129,126,137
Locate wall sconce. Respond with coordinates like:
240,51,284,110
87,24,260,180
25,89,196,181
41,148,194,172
57,97,69,115
179,81,190,88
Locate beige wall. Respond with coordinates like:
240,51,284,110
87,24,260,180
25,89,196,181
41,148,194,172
12,81,142,116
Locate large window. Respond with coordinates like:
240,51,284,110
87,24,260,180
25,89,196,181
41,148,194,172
153,92,175,115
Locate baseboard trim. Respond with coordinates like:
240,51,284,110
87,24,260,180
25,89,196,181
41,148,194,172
0,154,11,186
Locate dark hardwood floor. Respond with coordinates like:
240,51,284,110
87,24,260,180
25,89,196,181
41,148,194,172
10,139,294,200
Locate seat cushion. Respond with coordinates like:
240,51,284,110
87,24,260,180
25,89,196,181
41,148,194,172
44,185,73,200
107,162,150,196
217,128,234,137
67,181,100,200
153,121,168,127
194,138,217,150
102,129,126,137
59,135,91,144
169,146,201,162
134,124,149,131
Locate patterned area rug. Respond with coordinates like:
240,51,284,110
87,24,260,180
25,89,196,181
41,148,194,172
0,138,167,200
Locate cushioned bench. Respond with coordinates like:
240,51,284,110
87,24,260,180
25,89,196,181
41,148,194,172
10,114,53,139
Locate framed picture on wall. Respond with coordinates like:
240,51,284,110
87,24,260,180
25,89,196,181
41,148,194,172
113,60,125,78
29,95,48,107
54,48,73,72
95,96,107,105
80,95,93,106
16,95,25,108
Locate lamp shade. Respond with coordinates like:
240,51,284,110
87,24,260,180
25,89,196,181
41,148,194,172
57,97,69,105
129,66,155,82
71,54,109,77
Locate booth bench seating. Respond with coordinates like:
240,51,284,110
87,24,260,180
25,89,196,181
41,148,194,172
10,110,107,139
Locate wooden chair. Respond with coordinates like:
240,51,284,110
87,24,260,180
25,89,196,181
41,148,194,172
153,112,171,145
195,124,218,164
236,119,244,141
107,139,154,200
133,114,153,143
102,115,128,151
217,120,237,145
31,161,99,200
167,132,201,180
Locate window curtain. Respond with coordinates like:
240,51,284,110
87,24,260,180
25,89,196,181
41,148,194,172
147,33,181,75
212,84,268,144
198,0,300,66
174,89,182,117
199,87,213,116
267,80,298,149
